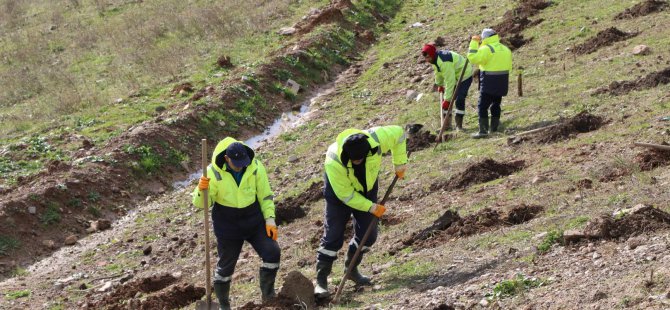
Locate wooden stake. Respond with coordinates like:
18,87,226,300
517,72,523,97
633,142,670,151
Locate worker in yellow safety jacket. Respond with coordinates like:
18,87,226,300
314,125,408,298
467,28,513,138
193,138,279,310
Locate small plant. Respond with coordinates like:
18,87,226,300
11,267,29,277
279,132,300,142
87,206,101,218
88,191,101,202
487,274,545,299
5,289,30,300
41,203,61,225
125,145,162,174
0,236,20,256
537,230,563,254
68,198,83,208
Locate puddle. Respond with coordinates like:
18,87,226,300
172,85,333,189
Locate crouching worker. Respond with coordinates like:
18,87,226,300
193,138,280,310
314,125,408,298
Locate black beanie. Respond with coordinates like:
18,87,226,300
342,134,371,161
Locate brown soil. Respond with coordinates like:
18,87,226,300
130,283,205,310
433,304,456,310
277,271,316,309
614,0,668,20
172,82,194,95
510,111,605,145
430,159,526,191
275,181,323,224
634,142,670,171
494,0,551,50
580,206,670,241
85,273,184,309
406,125,436,153
217,55,234,68
572,27,638,55
396,205,543,252
593,67,670,96
294,6,349,36
238,295,303,310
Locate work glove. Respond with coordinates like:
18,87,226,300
471,35,482,43
395,164,406,180
265,218,278,241
198,177,210,191
437,86,445,93
441,100,450,110
369,204,386,218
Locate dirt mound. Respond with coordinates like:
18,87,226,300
407,127,436,153
572,27,637,55
615,0,668,19
494,0,551,50
85,273,185,309
575,206,670,242
532,111,604,143
238,295,303,310
275,181,323,224
594,67,670,96
396,205,542,253
131,283,204,309
294,7,348,36
278,271,316,309
430,159,525,191
634,142,670,171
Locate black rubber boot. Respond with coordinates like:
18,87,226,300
314,260,332,298
490,116,500,133
344,247,372,286
455,114,464,131
213,281,231,310
259,268,277,302
472,117,489,139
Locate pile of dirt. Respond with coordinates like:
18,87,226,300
84,273,199,309
495,0,551,49
430,159,525,191
238,271,316,309
594,67,670,96
396,205,543,252
532,111,604,143
238,296,304,310
406,126,436,153
634,142,670,171
614,0,668,19
572,27,637,55
294,6,349,36
275,181,323,224
574,206,670,242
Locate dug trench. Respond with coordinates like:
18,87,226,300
614,0,668,20
0,0,398,279
390,205,544,254
593,67,670,96
507,111,606,145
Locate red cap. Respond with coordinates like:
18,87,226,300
422,44,437,59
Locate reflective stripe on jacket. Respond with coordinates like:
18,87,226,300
434,50,474,100
467,34,513,97
324,125,408,212
192,137,275,220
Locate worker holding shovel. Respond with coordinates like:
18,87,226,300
467,28,513,138
422,43,474,131
193,138,280,310
314,125,408,298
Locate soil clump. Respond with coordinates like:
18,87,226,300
594,67,670,96
430,159,525,191
275,181,323,224
615,0,668,19
572,27,637,55
572,206,670,242
634,142,670,171
494,0,551,49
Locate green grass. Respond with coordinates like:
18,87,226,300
487,274,545,299
0,236,21,256
40,203,62,226
4,289,31,300
537,230,563,254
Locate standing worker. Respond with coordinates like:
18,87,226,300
422,43,474,131
467,28,513,138
193,138,280,310
314,125,408,298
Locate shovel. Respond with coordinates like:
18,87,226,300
333,151,411,304
437,58,470,143
196,139,220,310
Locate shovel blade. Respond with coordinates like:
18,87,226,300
195,300,220,310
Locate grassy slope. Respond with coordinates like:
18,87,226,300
1,0,670,309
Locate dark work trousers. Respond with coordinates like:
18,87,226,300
477,92,503,118
212,201,280,282
453,76,473,116
317,174,379,263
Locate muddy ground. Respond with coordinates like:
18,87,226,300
572,27,638,55
614,0,668,20
275,181,323,224
634,142,670,171
495,0,551,49
594,67,670,96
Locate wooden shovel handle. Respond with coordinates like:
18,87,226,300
202,139,213,306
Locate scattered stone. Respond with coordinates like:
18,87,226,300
28,206,37,214
286,79,301,95
406,90,419,101
633,45,651,55
563,229,586,243
411,22,424,28
479,298,490,307
64,235,78,246
278,27,297,35
592,291,608,301
42,240,56,249
287,155,299,163
143,245,153,256
98,281,112,292
592,252,602,259
531,175,546,184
